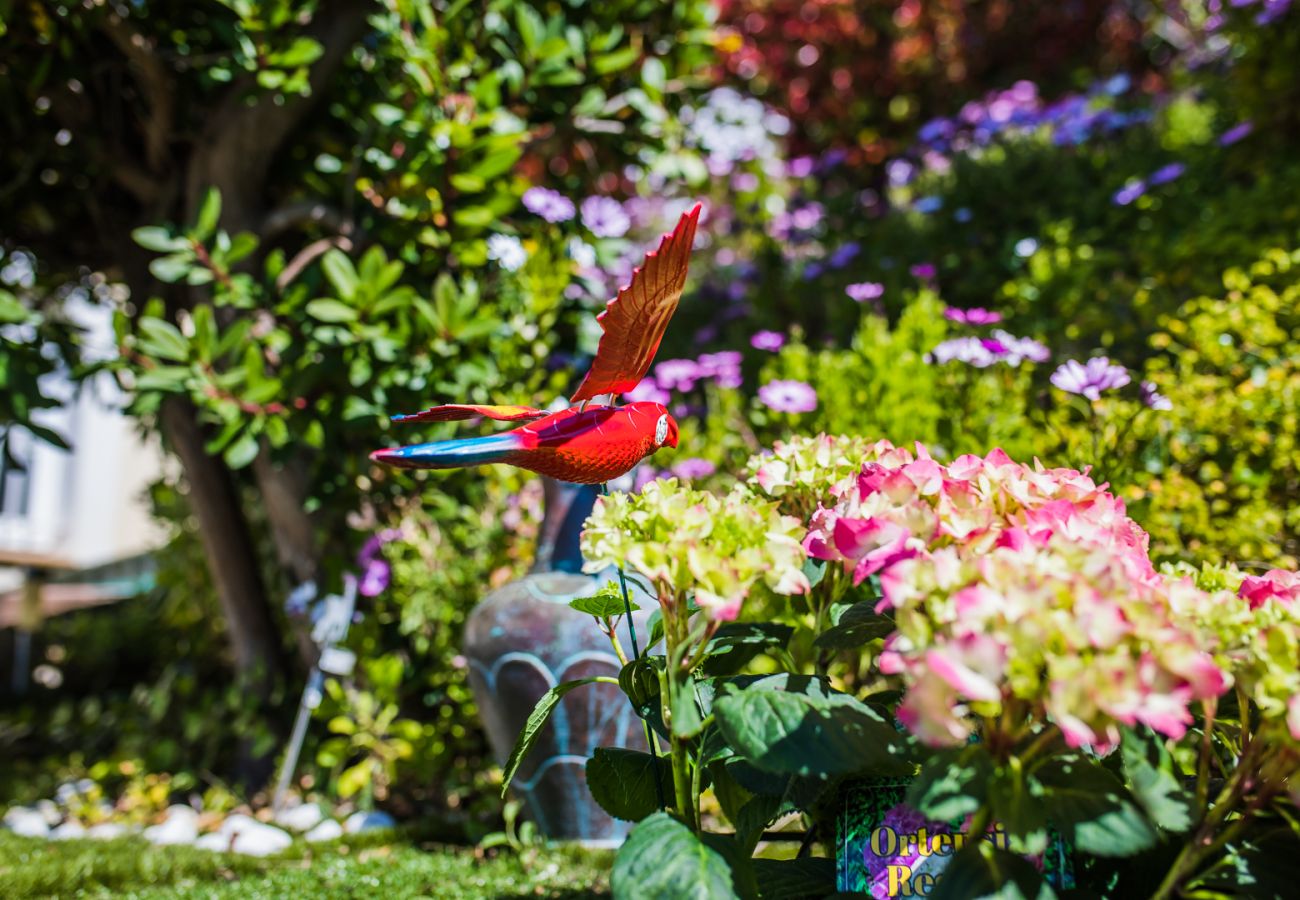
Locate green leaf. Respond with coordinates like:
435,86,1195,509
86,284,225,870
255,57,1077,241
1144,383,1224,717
137,318,189,362
1120,727,1193,833
570,582,639,618
714,686,912,777
321,249,359,301
1037,755,1157,857
134,366,191,393
611,812,740,900
700,623,794,677
814,601,893,650
908,744,993,821
990,765,1049,855
751,857,836,900
618,657,662,715
641,57,667,95
733,794,789,856
500,677,603,796
305,299,359,323
223,432,259,469
149,253,193,284
132,226,187,253
585,747,670,822
931,842,1056,900
273,36,323,67
592,45,639,75
0,291,31,324
672,674,704,738
195,187,221,239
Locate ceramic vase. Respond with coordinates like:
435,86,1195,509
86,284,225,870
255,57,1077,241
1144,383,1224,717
463,478,651,845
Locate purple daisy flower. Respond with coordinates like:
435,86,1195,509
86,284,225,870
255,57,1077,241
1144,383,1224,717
1050,357,1131,400
944,307,1003,326
758,379,818,413
751,330,786,352
910,262,937,280
624,380,671,405
991,330,1051,365
1113,180,1147,206
670,458,717,480
1218,122,1253,146
927,336,1004,368
1140,381,1173,411
654,358,703,391
522,187,575,223
846,282,885,303
1148,163,1186,186
580,196,632,238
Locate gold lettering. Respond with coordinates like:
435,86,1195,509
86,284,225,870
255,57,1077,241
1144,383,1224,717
916,827,932,857
914,872,935,895
887,865,913,896
932,832,952,856
871,826,898,858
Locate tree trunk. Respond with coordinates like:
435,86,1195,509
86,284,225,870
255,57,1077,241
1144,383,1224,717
158,395,285,688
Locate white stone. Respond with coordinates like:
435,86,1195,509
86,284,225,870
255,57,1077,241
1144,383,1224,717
36,799,62,826
192,832,232,852
304,819,344,843
217,813,260,837
51,820,87,840
142,805,199,845
275,802,324,832
86,822,129,840
343,810,395,834
3,807,50,838
229,822,292,857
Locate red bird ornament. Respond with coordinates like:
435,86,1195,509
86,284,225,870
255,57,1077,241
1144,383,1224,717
370,202,701,484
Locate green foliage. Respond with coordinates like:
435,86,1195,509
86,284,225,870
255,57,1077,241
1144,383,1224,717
611,812,740,900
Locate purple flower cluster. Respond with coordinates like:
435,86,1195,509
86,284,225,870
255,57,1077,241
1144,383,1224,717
758,379,818,414
624,351,745,405
769,202,825,241
750,330,786,351
1218,121,1253,146
522,187,575,223
846,282,884,303
943,306,1003,326
1050,357,1131,400
906,75,1144,166
357,528,403,598
1140,381,1173,411
1112,161,1187,206
671,458,717,480
928,331,1049,368
580,196,631,238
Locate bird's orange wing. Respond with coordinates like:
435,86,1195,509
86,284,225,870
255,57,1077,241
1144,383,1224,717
570,202,702,403
392,404,547,424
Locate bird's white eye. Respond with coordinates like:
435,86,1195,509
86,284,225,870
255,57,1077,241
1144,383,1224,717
655,414,669,445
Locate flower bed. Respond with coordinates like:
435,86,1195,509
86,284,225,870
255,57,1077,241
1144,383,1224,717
504,434,1300,898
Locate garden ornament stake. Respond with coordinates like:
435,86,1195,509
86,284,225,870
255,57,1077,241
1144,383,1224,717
369,202,701,484
272,576,359,813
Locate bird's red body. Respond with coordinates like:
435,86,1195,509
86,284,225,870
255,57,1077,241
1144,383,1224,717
371,203,701,484
370,402,678,484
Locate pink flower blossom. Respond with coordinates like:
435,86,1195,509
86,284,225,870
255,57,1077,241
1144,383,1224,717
1239,569,1300,609
750,330,786,351
943,307,1003,325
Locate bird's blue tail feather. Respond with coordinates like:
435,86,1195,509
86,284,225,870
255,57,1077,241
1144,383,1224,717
369,433,522,470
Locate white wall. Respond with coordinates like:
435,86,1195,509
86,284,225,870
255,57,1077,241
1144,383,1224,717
0,291,166,572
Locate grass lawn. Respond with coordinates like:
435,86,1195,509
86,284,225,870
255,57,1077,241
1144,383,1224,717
0,830,611,899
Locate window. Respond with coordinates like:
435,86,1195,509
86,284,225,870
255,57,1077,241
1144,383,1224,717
0,427,32,519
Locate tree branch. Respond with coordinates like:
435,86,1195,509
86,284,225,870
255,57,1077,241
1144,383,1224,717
261,200,354,242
